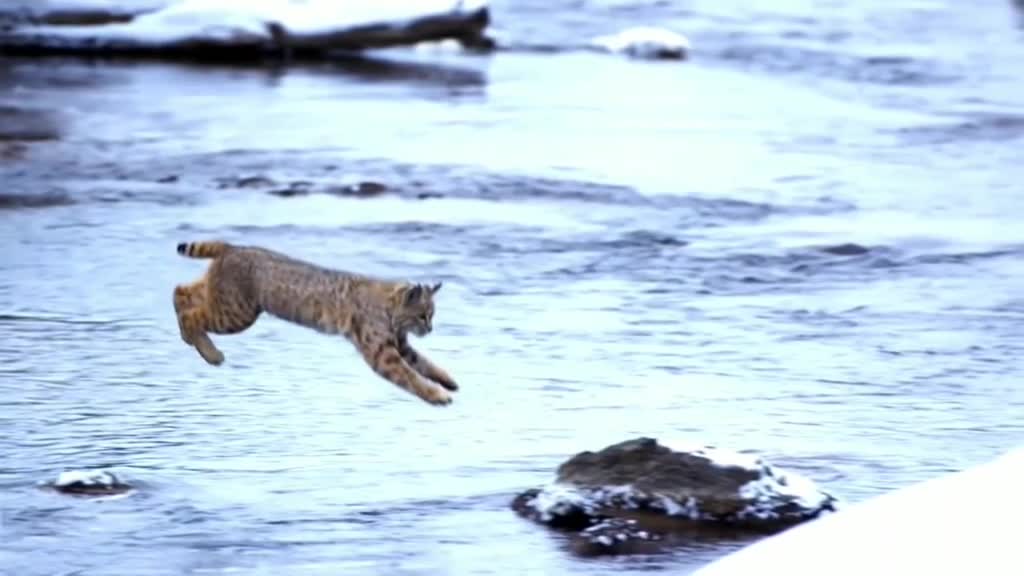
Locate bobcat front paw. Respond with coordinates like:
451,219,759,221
424,386,453,406
438,377,458,392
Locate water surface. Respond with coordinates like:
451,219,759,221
2,1,1024,574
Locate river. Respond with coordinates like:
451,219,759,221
2,0,1023,574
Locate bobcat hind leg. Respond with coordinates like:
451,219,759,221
178,307,225,366
173,280,205,344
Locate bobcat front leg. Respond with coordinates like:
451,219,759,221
361,340,452,406
399,340,458,391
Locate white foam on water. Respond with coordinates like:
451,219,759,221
693,446,1024,576
187,194,598,233
17,0,489,46
589,26,690,60
723,208,1024,258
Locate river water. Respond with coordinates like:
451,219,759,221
2,1,1023,574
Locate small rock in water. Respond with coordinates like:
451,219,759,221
589,27,690,60
218,175,277,190
268,180,389,198
0,191,74,209
819,243,871,256
329,181,389,198
52,469,133,496
512,438,837,556
268,181,314,197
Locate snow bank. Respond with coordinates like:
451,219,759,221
693,446,1024,576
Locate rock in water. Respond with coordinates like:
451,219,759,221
51,469,133,496
818,243,871,256
512,437,837,555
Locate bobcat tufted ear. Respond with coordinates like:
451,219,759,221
404,284,423,305
429,282,442,294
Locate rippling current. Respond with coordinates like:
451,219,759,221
2,0,1024,574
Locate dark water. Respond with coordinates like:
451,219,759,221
2,1,1024,574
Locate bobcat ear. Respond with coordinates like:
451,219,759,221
404,284,423,305
429,282,442,294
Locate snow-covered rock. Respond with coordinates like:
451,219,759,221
50,469,134,496
0,0,492,57
589,26,690,60
512,437,836,555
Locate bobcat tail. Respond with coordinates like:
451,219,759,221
177,241,231,259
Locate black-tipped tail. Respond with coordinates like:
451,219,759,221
177,241,230,259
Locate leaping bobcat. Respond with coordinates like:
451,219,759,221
172,241,458,406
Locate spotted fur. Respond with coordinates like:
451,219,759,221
172,240,457,406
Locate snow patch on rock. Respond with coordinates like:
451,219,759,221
589,26,690,60
50,469,134,496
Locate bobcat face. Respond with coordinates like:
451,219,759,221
394,282,442,337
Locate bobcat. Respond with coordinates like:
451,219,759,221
172,240,457,406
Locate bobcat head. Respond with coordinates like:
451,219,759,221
392,282,442,337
